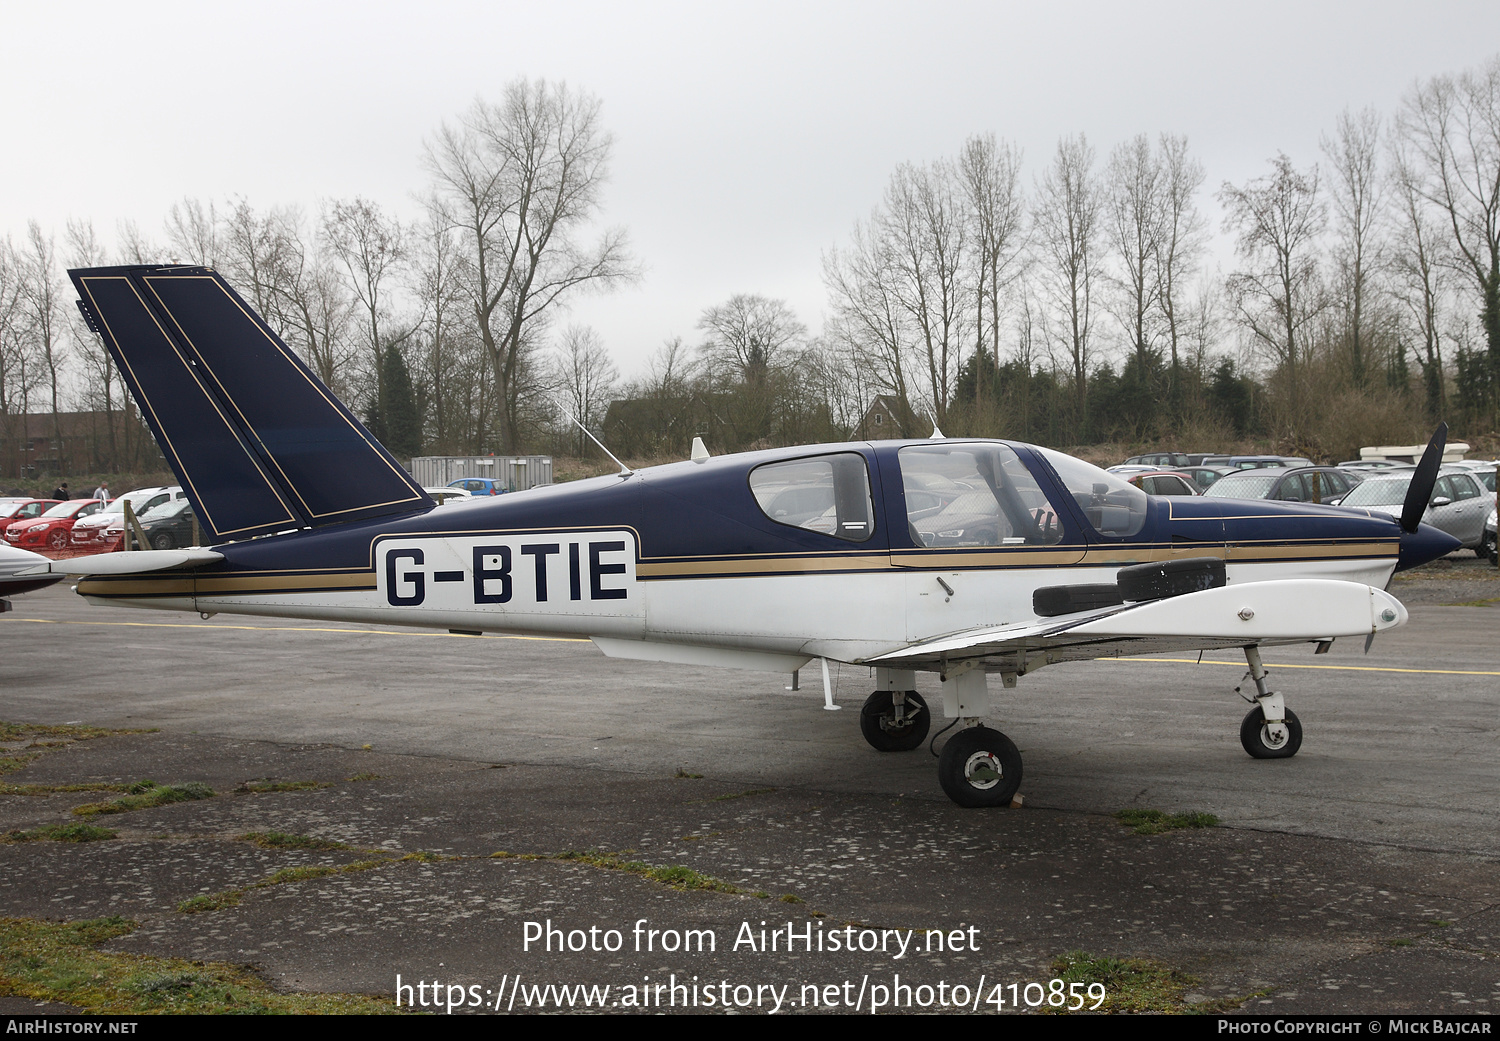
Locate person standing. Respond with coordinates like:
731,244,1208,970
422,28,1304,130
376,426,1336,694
93,481,110,501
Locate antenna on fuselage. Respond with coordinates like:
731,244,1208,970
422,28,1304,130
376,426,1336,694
551,397,632,476
928,413,945,439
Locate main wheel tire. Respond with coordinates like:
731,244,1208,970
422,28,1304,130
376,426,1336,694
859,690,931,751
937,726,1022,807
151,532,175,550
1239,706,1303,759
47,529,68,549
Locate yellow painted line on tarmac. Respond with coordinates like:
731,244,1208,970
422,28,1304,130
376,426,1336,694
11,618,590,643
1110,656,1500,677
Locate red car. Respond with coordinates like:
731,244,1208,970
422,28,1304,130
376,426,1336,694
3,499,106,551
0,499,63,537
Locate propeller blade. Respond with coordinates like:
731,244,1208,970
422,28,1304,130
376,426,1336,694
1400,422,1447,534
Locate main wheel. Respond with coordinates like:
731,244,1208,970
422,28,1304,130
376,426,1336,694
151,532,175,550
937,726,1022,807
859,690,930,751
1239,706,1303,759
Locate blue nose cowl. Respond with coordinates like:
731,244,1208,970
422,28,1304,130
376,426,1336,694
1396,523,1462,572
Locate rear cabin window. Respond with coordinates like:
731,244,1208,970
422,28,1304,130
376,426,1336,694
749,454,875,542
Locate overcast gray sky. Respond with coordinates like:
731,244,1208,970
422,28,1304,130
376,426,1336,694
4,0,1499,379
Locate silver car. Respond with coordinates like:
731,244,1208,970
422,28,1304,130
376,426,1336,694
1339,470,1492,553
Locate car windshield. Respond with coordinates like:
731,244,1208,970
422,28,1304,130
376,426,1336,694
1204,473,1280,499
41,502,85,518
1340,476,1412,507
0,502,26,518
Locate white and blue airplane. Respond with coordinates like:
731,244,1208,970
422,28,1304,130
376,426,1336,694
26,265,1459,806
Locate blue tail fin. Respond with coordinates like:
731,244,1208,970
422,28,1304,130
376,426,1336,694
71,265,433,541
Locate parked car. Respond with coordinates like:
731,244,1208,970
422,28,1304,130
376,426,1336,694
1203,467,1362,505
2,499,106,550
1199,455,1314,469
1122,452,1191,468
1122,470,1199,496
424,486,474,505
135,499,200,550
1177,465,1237,492
0,499,62,537
69,486,187,551
446,478,509,496
1338,470,1492,553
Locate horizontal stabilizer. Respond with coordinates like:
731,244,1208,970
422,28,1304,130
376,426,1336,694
70,266,432,541
17,549,225,576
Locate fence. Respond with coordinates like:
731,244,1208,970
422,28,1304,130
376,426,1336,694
407,455,554,492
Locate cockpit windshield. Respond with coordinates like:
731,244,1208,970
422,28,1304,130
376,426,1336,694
1033,447,1149,538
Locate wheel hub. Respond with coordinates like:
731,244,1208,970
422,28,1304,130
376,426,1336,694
963,750,1002,789
1261,722,1289,747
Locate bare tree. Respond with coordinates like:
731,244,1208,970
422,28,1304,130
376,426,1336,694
1105,135,1164,376
322,197,408,396
884,160,969,427
1398,56,1500,420
552,324,618,456
18,223,66,470
1154,134,1208,412
1322,107,1385,387
66,219,122,468
1391,135,1452,419
164,198,219,266
410,210,481,452
823,218,921,434
1033,135,1101,427
697,294,806,379
958,134,1026,382
426,78,636,453
1220,154,1327,421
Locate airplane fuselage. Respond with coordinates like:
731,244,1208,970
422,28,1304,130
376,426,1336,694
75,440,1421,672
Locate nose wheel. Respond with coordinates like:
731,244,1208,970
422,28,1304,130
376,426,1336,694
1237,646,1302,760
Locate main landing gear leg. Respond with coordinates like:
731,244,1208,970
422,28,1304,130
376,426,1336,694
1237,645,1303,759
933,661,1022,808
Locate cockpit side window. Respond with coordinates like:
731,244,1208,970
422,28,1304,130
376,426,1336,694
897,444,1067,548
749,453,875,542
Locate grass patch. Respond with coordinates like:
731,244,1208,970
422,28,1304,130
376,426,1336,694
1439,597,1500,607
674,768,703,779
0,754,41,776
238,831,348,851
3,823,116,843
178,891,242,915
178,857,401,915
0,781,133,796
0,916,398,1013
498,849,746,894
72,781,215,817
346,772,381,782
1115,809,1220,835
1389,937,1414,947
236,780,332,793
1049,950,1199,1013
0,722,144,743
